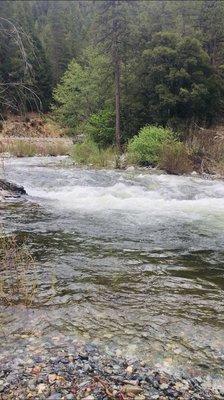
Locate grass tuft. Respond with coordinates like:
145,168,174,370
72,139,119,168
0,138,71,157
0,234,37,307
159,141,194,175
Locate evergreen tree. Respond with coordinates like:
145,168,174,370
0,0,52,114
1,0,224,133
28,35,53,111
137,32,223,128
94,0,133,150
199,0,224,70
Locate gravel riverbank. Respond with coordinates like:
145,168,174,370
0,340,222,400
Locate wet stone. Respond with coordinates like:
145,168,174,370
47,394,62,400
0,340,219,400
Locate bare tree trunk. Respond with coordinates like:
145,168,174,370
112,0,121,152
115,52,121,151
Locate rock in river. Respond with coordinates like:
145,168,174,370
0,179,26,199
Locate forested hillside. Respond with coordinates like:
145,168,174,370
1,0,224,162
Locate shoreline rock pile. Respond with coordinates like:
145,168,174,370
0,342,222,400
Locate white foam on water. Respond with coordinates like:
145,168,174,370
4,156,224,222
28,181,224,219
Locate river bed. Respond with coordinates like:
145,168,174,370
1,156,224,386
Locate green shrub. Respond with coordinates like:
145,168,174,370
85,109,115,148
159,141,193,174
127,125,175,165
72,139,99,164
90,146,119,168
72,139,118,168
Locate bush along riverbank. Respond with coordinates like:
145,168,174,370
71,124,224,179
0,338,222,400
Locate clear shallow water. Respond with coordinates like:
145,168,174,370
1,157,224,379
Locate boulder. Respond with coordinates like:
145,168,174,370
0,179,26,198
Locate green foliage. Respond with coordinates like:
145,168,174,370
32,0,92,85
137,32,222,128
30,36,53,111
0,1,52,114
72,139,99,165
85,109,115,148
52,49,112,132
127,124,194,175
72,139,118,168
127,125,176,165
2,0,224,141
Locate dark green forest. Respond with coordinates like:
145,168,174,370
1,0,224,149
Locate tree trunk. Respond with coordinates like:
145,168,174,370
115,54,121,151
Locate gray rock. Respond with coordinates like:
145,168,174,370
126,166,135,172
160,382,169,390
0,179,26,197
123,384,143,395
48,394,62,400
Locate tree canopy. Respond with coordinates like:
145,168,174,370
1,0,224,144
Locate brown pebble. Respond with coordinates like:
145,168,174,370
32,366,41,374
123,384,143,395
48,373,57,383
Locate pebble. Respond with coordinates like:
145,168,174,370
126,365,133,374
160,383,169,390
32,365,42,374
48,394,62,400
123,384,143,395
48,374,57,383
0,340,219,400
37,383,48,394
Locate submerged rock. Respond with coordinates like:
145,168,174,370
0,179,26,199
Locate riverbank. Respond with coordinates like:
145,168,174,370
1,113,224,180
0,113,71,157
0,338,222,400
2,146,223,181
0,137,72,157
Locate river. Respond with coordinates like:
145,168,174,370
1,156,224,383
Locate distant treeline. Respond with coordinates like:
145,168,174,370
1,0,224,142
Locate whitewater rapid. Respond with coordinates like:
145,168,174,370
12,157,223,227
28,180,224,213
2,156,224,238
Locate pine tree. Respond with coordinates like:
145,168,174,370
199,0,224,70
94,0,132,151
